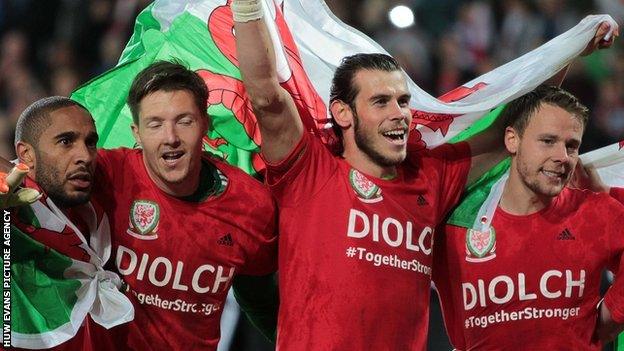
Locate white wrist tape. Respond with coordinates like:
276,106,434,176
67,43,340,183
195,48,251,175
232,0,264,23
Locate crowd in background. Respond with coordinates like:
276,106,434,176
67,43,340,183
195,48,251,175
1,0,624,159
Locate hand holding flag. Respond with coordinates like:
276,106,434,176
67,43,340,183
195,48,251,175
581,20,619,56
0,163,40,209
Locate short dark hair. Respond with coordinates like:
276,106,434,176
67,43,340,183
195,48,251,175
329,53,402,148
15,96,89,146
501,85,589,135
127,61,209,125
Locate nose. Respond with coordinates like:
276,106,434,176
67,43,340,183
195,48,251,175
163,122,181,147
389,101,410,122
74,141,96,167
551,143,570,163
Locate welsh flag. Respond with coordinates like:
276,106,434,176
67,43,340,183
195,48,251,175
71,0,615,177
446,111,624,229
4,180,133,349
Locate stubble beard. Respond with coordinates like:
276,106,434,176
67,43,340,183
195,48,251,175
353,111,405,168
35,153,90,208
516,150,565,199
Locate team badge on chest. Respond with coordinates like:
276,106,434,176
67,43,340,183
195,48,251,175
465,227,496,262
349,169,383,203
127,200,160,240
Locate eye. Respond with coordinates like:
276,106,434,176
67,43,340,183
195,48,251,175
398,97,410,107
540,138,555,145
566,144,579,154
178,117,194,126
147,121,162,129
58,138,72,146
86,138,98,149
374,99,388,107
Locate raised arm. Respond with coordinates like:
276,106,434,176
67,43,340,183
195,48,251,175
464,20,618,186
232,0,303,163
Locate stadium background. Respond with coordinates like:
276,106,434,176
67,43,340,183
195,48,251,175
0,0,622,349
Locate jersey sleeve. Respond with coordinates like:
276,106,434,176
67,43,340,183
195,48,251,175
423,142,472,219
238,196,279,276
265,132,339,207
600,196,624,323
610,187,624,204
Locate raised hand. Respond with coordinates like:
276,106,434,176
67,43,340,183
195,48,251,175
0,164,41,209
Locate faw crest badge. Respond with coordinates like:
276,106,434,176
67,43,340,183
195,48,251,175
127,200,160,240
349,169,383,203
465,226,496,262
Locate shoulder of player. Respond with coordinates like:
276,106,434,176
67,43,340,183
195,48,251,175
97,147,141,167
564,187,622,210
202,154,271,194
405,142,466,167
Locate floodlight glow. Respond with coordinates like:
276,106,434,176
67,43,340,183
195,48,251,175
389,5,414,29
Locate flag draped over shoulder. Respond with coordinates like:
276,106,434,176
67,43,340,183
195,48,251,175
446,112,624,232
4,180,133,349
71,0,615,176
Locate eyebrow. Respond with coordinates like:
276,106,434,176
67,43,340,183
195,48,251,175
368,93,411,102
537,133,581,145
53,131,77,141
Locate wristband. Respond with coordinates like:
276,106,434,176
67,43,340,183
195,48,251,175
232,0,264,23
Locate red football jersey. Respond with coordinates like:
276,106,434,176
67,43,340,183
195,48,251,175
610,187,624,203
266,132,471,350
93,148,277,350
433,188,624,351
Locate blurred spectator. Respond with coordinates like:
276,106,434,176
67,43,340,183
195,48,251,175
495,0,543,63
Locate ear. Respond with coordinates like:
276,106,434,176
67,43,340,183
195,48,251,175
15,141,35,169
330,100,353,130
131,123,142,148
504,126,520,154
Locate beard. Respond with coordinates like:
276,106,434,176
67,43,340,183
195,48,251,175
353,111,405,168
35,154,91,208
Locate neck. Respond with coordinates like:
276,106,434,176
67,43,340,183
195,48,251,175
342,146,397,179
499,170,554,216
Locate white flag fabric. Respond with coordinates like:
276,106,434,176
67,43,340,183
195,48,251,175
580,141,624,187
281,0,615,147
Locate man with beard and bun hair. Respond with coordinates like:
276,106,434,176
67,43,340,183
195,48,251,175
231,0,617,348
433,86,624,350
92,61,278,350
1,96,128,350
231,1,530,349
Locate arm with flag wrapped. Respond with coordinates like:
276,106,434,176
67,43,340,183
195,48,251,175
232,0,303,163
459,20,618,186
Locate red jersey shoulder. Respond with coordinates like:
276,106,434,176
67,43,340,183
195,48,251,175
404,142,469,171
204,155,275,207
561,187,621,210
551,188,624,225
97,147,142,167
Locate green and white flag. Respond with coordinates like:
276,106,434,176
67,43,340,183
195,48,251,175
5,180,133,349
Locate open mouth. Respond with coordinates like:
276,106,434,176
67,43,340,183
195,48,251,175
382,129,407,145
161,150,185,167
